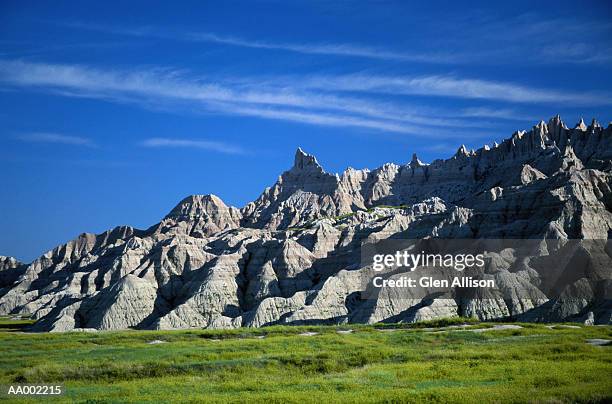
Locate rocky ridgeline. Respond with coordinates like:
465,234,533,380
1,116,611,331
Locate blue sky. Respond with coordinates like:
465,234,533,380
1,0,611,261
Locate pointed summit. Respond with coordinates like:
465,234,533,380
512,130,525,140
549,114,565,127
589,118,601,129
548,114,567,136
293,147,323,171
575,118,587,131
409,153,425,168
454,144,469,158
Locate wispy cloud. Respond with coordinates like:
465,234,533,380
0,59,497,137
141,138,246,155
393,12,612,66
471,13,612,65
17,132,96,147
61,22,454,64
60,17,612,66
456,107,537,121
187,32,453,63
1,59,607,139
291,74,612,105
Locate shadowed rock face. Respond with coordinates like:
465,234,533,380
0,256,26,291
2,116,612,331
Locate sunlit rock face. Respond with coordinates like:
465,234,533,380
1,116,612,331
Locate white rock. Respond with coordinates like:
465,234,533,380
1,115,611,331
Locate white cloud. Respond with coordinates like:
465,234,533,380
0,60,446,127
60,19,612,66
1,59,606,139
17,132,95,147
457,107,536,121
61,22,454,64
294,74,612,105
141,138,245,155
0,59,495,136
188,32,454,63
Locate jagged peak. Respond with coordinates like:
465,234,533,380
424,114,604,166
344,166,361,173
409,153,426,168
0,256,23,269
548,115,569,131
575,117,587,131
342,166,369,174
287,115,604,179
535,120,549,135
549,114,562,125
293,147,324,172
340,166,370,182
454,144,469,158
380,162,400,171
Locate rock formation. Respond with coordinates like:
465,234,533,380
1,115,611,331
0,256,25,291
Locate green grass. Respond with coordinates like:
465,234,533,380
286,204,413,231
366,205,409,212
0,316,35,331
0,318,610,403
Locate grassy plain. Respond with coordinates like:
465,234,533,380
0,317,610,403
